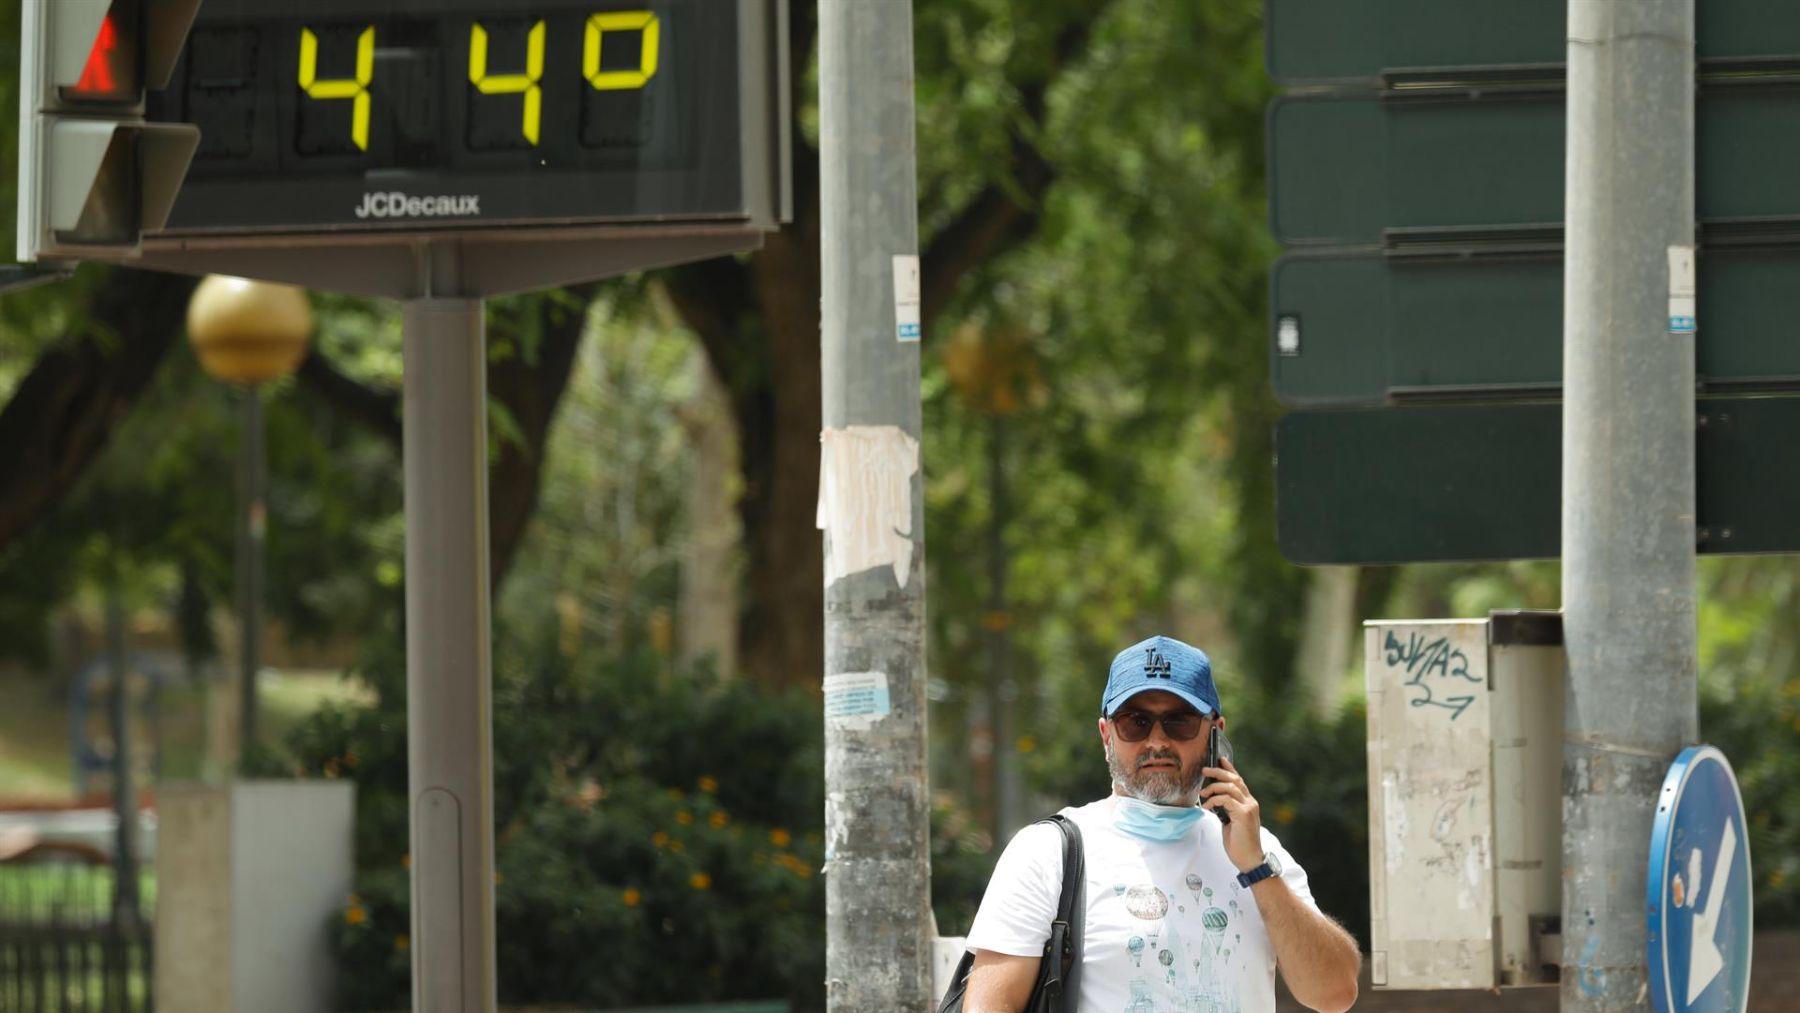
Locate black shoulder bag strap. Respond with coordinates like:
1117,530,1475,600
1032,814,1086,1011
937,814,1086,1012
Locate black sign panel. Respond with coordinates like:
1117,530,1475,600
1269,88,1800,246
1271,247,1800,406
1267,0,1800,86
148,0,761,235
1277,397,1800,564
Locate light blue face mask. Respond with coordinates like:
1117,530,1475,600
1113,795,1204,842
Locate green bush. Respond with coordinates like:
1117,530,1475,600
271,623,828,1011
1701,675,1800,927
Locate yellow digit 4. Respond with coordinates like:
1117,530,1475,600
470,20,546,145
299,26,375,151
584,11,660,91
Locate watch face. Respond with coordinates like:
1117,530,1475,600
1265,851,1283,877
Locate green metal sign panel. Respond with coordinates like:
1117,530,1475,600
1277,397,1800,564
1267,0,1800,86
1272,248,1800,406
1270,89,1800,246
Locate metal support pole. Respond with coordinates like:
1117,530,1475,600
106,573,138,920
236,387,265,757
403,298,497,1013
818,0,932,1005
1562,2,1698,1010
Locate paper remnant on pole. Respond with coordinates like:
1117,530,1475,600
817,425,919,588
893,254,922,342
1669,244,1697,334
824,671,891,730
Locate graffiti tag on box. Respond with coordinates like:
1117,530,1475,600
1383,630,1480,719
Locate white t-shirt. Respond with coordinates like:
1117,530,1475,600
965,797,1320,1013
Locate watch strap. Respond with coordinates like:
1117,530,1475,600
1236,861,1277,888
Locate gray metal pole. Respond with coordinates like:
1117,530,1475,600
402,298,497,1013
236,388,265,757
818,0,933,1006
1562,2,1698,1010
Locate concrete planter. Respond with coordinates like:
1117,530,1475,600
155,780,355,1013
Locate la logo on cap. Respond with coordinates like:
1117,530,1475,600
1144,648,1172,679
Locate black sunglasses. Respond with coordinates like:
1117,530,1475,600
1110,709,1208,742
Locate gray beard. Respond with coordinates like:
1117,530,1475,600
1106,739,1206,806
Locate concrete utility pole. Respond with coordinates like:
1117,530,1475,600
818,0,933,1007
1562,2,1699,1010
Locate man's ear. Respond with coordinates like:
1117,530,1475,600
1214,714,1227,734
1097,717,1112,750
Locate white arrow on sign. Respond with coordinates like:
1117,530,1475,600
1687,819,1737,1006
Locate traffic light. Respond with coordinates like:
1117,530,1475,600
17,0,202,262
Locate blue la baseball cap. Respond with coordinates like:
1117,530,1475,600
1101,635,1221,717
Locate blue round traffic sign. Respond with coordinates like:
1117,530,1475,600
1647,745,1753,1013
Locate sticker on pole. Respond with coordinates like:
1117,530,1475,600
1669,245,1697,334
893,255,922,342
1647,744,1752,1013
824,671,891,730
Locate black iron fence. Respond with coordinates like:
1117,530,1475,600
0,863,153,1013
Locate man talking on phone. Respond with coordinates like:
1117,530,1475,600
961,636,1361,1012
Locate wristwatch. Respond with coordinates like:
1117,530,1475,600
1236,850,1283,888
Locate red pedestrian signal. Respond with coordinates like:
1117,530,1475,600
69,13,137,103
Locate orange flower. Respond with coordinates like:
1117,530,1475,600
622,888,642,907
697,775,719,793
690,872,712,890
652,831,671,847
708,811,730,829
769,828,792,847
394,935,409,952
344,905,367,926
675,810,694,826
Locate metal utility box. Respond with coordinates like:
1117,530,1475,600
1364,611,1563,990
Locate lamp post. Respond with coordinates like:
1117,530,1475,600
187,275,313,761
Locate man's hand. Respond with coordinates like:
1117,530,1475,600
1199,756,1265,871
1203,757,1361,1013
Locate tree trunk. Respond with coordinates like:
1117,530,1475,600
297,286,595,589
485,289,594,587
1293,566,1359,715
0,269,195,553
677,358,740,677
739,224,825,690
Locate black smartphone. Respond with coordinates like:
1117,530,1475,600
1202,724,1232,825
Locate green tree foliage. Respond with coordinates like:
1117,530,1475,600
917,0,1308,826
1696,556,1800,924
